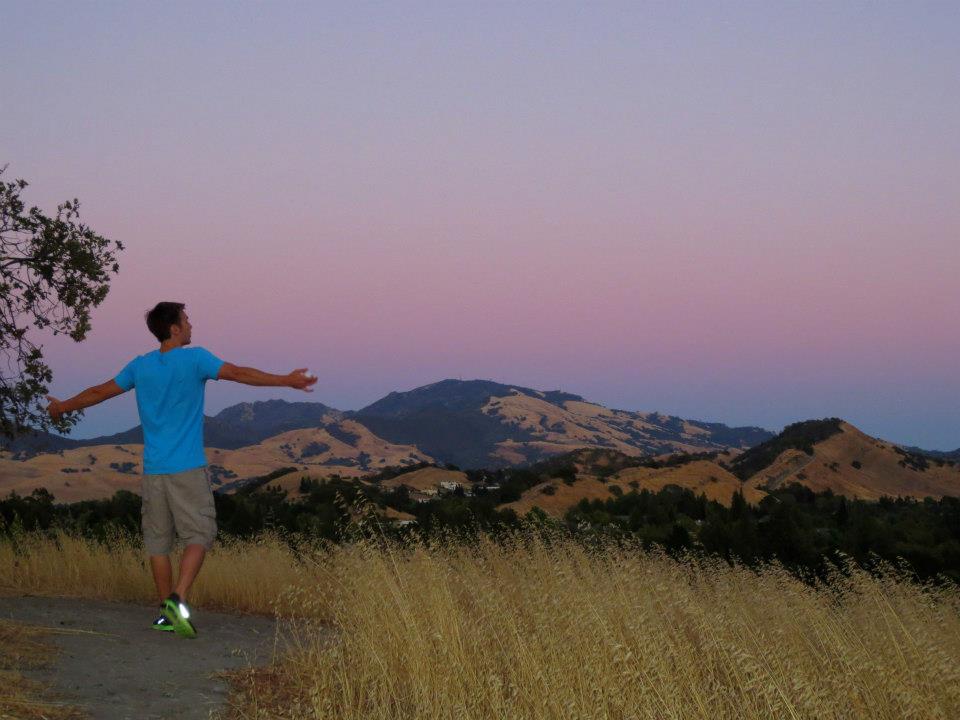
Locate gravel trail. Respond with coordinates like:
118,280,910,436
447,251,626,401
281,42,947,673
0,595,303,720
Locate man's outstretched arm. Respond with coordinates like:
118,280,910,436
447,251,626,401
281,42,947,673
218,364,317,392
46,380,126,420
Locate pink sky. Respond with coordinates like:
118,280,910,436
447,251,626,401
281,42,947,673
3,2,958,448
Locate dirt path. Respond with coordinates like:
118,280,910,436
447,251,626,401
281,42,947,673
0,595,302,720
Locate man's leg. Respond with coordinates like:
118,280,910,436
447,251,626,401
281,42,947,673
150,555,174,604
167,466,218,604
174,544,206,601
142,473,176,604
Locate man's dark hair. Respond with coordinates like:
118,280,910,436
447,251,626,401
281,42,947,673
145,302,185,342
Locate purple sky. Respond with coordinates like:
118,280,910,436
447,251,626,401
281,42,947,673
2,2,958,449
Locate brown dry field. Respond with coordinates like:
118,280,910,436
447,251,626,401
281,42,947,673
500,460,765,517
378,466,468,492
500,475,638,517
614,459,768,505
0,444,146,502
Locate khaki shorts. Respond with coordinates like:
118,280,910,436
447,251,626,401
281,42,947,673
140,466,218,555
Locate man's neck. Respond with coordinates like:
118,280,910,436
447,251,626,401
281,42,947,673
159,341,184,354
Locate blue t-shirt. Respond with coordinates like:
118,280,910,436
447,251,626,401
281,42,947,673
114,346,225,475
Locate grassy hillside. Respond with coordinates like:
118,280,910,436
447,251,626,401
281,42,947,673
740,422,960,500
729,418,845,480
0,420,434,500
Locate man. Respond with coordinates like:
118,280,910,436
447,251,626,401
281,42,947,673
45,301,317,638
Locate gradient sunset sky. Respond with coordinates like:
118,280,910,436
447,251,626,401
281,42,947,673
2,2,958,449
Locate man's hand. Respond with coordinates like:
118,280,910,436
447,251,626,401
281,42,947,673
46,395,64,421
287,368,318,392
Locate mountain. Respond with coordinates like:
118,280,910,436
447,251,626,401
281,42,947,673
204,399,343,448
0,428,78,457
905,446,960,462
0,399,342,459
348,379,771,469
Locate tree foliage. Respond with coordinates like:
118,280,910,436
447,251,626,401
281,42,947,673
0,166,123,440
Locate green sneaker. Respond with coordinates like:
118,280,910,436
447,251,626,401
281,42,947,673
162,593,198,639
151,612,175,632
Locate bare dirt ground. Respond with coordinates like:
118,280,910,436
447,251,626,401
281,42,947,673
0,595,302,720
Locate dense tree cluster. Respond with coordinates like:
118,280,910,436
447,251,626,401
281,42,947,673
565,483,960,583
2,472,957,585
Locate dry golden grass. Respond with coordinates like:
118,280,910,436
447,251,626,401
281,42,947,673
501,461,766,518
226,528,960,719
499,476,634,517
0,529,310,615
613,460,768,506
3,524,959,719
0,620,86,719
378,467,468,492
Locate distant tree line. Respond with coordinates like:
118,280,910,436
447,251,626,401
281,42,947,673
564,483,960,584
1,466,958,586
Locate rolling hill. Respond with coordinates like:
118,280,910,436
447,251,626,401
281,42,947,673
0,419,434,501
739,420,960,500
496,448,762,516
